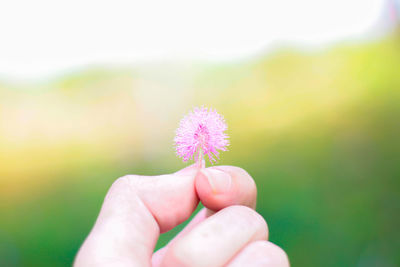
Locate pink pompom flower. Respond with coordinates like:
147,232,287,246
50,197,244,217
174,106,229,164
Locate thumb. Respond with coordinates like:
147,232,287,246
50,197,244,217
74,164,199,267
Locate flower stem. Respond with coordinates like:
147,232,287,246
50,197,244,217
197,148,203,169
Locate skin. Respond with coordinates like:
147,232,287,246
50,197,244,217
74,163,290,267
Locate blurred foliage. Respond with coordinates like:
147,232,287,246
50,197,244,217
1,34,400,267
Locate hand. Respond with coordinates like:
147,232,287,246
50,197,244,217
74,164,289,267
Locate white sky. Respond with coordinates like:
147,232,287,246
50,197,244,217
0,0,390,80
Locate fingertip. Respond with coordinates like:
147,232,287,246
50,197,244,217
196,168,235,210
216,166,257,209
195,165,257,211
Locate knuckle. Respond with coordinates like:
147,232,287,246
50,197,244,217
112,175,130,187
106,175,138,199
111,175,137,188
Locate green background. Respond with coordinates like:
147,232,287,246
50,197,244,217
0,33,399,266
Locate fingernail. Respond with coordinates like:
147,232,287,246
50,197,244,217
200,168,232,194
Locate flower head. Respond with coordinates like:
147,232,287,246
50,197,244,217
174,106,229,164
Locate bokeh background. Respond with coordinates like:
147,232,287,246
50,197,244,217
1,1,400,266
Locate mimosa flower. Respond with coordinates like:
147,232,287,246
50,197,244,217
174,106,229,164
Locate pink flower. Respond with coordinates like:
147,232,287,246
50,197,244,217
174,106,229,164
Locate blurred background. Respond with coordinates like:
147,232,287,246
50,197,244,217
1,0,399,266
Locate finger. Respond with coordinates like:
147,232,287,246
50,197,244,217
74,164,199,267
152,209,208,267
227,241,290,267
159,165,256,251
196,166,257,211
155,166,257,264
161,205,268,267
165,165,259,245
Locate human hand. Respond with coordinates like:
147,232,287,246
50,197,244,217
74,164,289,267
